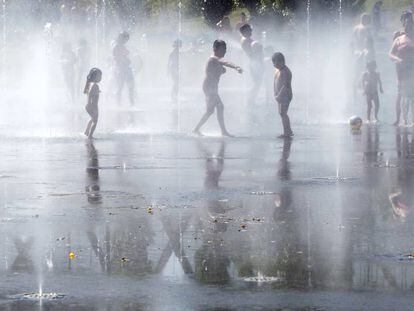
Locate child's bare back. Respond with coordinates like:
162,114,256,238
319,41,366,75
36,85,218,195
274,65,292,104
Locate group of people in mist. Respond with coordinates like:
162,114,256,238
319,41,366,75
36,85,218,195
80,13,292,139
353,5,414,126
78,4,414,139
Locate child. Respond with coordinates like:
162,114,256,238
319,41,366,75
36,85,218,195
239,24,254,57
84,68,102,139
112,31,134,106
272,52,293,138
193,40,243,137
167,39,182,101
362,61,383,123
361,36,376,64
240,24,264,104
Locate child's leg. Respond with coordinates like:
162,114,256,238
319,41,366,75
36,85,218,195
85,108,93,136
279,101,292,136
402,98,409,125
395,93,401,125
88,113,99,138
373,93,380,120
193,96,215,134
366,95,372,121
172,74,179,101
126,69,135,106
85,119,93,136
116,71,125,105
410,99,414,126
394,74,402,125
216,96,230,136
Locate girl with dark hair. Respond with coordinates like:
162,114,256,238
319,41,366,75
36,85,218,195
84,68,102,139
193,40,243,137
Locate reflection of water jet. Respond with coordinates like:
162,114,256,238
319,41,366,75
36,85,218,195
243,271,283,284
374,159,398,168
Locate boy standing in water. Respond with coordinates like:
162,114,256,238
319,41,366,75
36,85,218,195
272,52,293,138
168,39,182,101
193,40,243,137
362,61,383,123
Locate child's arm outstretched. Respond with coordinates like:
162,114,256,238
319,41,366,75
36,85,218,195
219,60,243,73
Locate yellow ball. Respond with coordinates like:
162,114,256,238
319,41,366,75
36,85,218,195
69,252,76,260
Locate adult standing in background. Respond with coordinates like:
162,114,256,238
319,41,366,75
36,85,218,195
390,11,414,126
239,24,264,105
112,31,135,106
389,11,414,126
351,13,372,103
372,1,383,36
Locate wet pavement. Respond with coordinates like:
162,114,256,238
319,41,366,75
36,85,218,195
1,123,414,310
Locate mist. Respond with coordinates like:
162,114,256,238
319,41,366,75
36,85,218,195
0,0,401,139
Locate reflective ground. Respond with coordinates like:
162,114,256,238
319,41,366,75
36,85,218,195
1,122,414,310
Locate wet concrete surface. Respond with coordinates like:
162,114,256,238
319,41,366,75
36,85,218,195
1,124,414,310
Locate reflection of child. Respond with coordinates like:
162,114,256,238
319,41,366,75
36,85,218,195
361,61,383,122
193,40,243,137
389,191,410,219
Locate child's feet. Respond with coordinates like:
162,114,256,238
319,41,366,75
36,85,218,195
222,132,234,137
192,130,203,136
278,133,294,139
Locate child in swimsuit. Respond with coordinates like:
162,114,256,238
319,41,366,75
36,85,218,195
84,68,102,139
273,52,293,138
362,61,383,123
193,40,243,136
